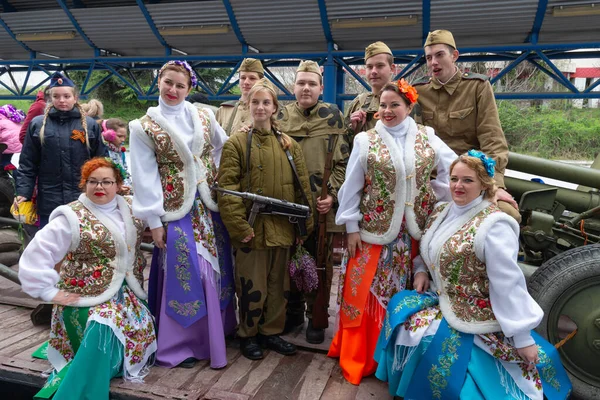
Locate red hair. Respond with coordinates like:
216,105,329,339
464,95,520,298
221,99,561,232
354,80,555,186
79,157,124,190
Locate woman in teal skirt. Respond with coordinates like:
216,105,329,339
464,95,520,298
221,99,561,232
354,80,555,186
19,157,157,399
374,151,572,400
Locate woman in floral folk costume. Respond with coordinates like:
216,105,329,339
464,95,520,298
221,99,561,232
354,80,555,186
328,80,456,384
374,152,572,399
18,157,157,400
129,60,235,369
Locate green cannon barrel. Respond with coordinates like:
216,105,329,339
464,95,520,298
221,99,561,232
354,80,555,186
508,152,600,189
505,176,600,214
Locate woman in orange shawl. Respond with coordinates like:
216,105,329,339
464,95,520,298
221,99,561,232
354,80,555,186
328,80,456,384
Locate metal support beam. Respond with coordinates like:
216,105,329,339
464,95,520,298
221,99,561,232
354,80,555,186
528,0,549,44
395,56,424,80
135,0,172,56
490,51,530,85
535,51,579,92
98,63,141,95
584,78,600,94
82,72,114,96
422,0,431,45
335,63,346,109
323,44,336,103
216,60,242,95
263,67,292,96
317,0,334,44
222,0,248,53
19,63,33,95
80,61,95,94
335,57,370,91
0,15,33,53
56,0,99,53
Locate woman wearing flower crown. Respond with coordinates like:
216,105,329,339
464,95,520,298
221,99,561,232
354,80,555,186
18,157,157,400
328,80,457,384
129,60,235,369
373,151,572,399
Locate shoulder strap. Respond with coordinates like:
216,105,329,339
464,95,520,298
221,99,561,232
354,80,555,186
225,102,240,134
246,128,253,191
276,133,310,207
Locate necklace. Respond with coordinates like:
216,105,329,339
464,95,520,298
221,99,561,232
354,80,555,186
436,67,460,86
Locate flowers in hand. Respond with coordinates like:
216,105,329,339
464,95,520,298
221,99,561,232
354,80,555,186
288,246,318,293
467,149,496,178
397,79,419,104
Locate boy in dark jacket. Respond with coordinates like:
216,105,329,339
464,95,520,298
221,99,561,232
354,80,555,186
16,72,106,227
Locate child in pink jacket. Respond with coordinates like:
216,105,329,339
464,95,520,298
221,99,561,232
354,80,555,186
0,104,24,167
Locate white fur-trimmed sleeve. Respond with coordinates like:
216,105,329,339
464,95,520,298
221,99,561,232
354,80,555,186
483,219,543,348
427,127,457,202
335,133,368,233
18,214,73,302
129,119,165,230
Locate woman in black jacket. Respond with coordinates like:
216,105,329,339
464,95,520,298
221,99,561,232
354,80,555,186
16,72,107,227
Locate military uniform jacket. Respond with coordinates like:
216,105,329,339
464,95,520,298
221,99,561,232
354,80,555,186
344,92,380,142
278,101,350,232
216,100,251,136
414,72,509,188
218,128,314,249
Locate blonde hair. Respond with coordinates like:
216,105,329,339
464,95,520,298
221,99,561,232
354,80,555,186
81,99,104,118
247,82,292,150
450,154,498,200
39,86,89,148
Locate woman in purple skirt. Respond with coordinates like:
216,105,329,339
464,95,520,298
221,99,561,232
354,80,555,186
129,60,236,369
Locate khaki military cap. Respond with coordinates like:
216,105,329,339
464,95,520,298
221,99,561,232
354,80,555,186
240,58,264,75
254,77,276,92
424,30,456,49
365,41,392,61
297,60,322,76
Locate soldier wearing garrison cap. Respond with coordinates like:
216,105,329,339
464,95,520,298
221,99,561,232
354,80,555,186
345,41,395,141
216,58,264,136
414,29,520,221
277,60,349,344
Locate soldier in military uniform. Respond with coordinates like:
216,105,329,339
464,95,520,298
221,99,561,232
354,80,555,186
278,61,350,344
414,29,520,221
215,58,264,136
345,41,395,140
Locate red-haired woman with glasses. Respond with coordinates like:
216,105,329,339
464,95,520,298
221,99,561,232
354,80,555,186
19,157,156,399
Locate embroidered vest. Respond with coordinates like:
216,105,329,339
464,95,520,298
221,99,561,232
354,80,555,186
358,124,437,243
427,202,505,334
55,199,147,305
138,107,218,221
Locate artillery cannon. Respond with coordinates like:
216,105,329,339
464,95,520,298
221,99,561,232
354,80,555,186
506,152,600,399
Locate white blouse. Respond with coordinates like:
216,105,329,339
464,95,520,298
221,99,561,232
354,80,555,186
129,98,228,229
336,117,457,233
18,197,125,302
417,195,543,348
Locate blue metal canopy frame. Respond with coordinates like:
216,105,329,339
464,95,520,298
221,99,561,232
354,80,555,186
0,0,598,107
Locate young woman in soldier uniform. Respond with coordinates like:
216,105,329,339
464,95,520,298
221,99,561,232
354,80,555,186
129,60,235,369
19,157,157,400
218,78,313,361
374,152,572,400
329,80,456,384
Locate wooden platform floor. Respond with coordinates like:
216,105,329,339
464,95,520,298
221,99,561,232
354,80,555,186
0,267,393,400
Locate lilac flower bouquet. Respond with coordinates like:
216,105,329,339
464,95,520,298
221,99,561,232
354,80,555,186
288,246,318,293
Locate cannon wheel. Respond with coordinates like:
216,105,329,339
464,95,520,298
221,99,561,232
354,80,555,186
528,244,600,399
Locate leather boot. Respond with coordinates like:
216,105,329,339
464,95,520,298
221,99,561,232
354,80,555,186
259,335,297,355
241,336,264,360
305,318,325,344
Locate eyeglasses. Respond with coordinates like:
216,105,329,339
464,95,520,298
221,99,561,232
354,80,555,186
86,180,116,188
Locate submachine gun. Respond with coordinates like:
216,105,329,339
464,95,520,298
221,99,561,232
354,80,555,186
211,185,310,236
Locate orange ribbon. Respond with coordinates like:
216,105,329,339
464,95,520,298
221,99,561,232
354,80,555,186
71,130,86,143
